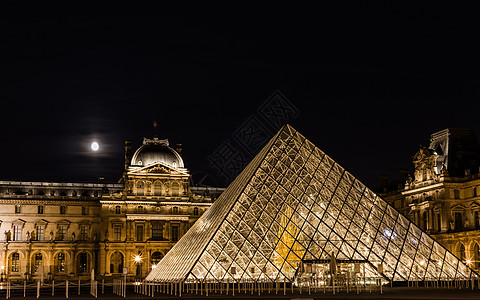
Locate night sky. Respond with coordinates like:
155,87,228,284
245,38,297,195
3,3,479,189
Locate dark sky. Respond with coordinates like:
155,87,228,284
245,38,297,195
3,3,479,189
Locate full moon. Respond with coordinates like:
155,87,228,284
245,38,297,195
91,142,99,151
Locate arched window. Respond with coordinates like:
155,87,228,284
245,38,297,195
115,205,121,214
474,243,480,269
110,251,124,274
57,253,66,273
150,252,163,267
137,206,144,213
11,253,19,272
154,181,162,196
171,182,179,197
137,181,144,196
78,253,88,273
34,253,43,273
193,207,199,216
172,207,179,214
454,189,460,199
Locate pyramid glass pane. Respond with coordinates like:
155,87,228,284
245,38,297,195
146,124,479,282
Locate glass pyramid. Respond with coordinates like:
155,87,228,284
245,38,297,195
146,124,478,283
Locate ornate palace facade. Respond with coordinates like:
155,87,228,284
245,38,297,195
0,137,224,282
382,128,480,272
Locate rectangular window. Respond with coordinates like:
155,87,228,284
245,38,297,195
15,205,21,214
475,211,480,229
114,225,121,241
454,212,463,230
82,206,89,215
58,225,67,241
171,225,179,242
13,225,22,241
60,206,66,214
80,225,88,241
38,205,44,214
136,225,144,241
36,226,44,241
151,222,163,241
437,214,442,232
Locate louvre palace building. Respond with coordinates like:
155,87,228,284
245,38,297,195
382,128,480,273
0,137,224,282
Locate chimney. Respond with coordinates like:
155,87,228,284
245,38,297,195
125,140,132,170
176,143,182,154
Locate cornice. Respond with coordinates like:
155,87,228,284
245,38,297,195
0,199,101,205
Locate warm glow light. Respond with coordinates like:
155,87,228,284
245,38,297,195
151,264,157,269
0,266,4,270
91,142,99,151
466,259,471,265
134,255,141,263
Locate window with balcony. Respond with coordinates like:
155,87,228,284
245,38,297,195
80,225,88,241
58,225,67,240
36,226,44,241
13,225,22,241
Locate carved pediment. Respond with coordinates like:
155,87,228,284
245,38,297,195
130,162,188,176
35,219,49,226
469,202,480,210
146,165,172,174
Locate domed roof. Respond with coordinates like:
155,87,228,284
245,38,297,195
131,138,184,168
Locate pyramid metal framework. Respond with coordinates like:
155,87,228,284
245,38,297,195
146,125,477,283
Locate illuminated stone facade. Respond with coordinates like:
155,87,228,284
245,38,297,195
0,137,224,282
383,128,480,272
